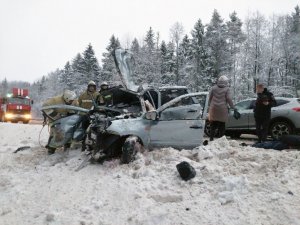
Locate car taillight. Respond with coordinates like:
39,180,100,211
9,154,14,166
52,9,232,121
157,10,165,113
292,107,300,112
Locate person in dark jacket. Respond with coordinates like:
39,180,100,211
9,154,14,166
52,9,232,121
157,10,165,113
254,84,277,143
252,135,300,151
208,75,235,141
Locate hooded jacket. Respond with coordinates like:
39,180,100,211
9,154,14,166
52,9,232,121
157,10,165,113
208,77,234,123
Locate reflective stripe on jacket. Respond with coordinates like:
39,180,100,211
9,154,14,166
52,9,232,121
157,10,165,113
78,91,100,109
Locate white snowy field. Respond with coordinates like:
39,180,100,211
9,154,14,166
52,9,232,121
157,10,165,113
0,123,300,225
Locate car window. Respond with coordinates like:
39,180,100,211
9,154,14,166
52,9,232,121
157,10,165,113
7,98,30,105
166,96,195,108
235,100,252,110
159,96,204,121
160,104,202,121
160,89,189,105
144,90,159,109
275,99,289,107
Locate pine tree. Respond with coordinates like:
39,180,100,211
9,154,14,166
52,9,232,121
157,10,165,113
191,19,209,91
160,41,168,74
101,35,121,84
178,35,192,86
160,41,176,84
178,35,193,86
70,53,86,88
133,27,160,85
144,27,155,52
72,53,85,74
38,76,47,95
59,61,77,90
205,10,228,81
83,43,101,82
291,5,300,33
130,38,140,54
59,61,70,89
1,78,8,95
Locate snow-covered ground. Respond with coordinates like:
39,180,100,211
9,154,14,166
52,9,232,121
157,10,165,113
0,123,299,225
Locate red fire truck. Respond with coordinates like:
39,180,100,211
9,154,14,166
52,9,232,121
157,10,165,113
0,88,32,124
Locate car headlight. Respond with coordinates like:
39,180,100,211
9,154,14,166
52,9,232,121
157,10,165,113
5,113,14,119
24,114,31,119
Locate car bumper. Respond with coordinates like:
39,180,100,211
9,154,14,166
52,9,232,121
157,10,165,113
5,113,31,121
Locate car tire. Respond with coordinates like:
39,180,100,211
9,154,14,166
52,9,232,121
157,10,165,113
120,136,141,164
1,115,5,122
269,121,293,140
23,120,29,124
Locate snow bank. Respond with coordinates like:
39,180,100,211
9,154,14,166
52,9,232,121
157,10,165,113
0,123,300,225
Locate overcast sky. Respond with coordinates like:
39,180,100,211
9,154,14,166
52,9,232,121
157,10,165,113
0,0,299,83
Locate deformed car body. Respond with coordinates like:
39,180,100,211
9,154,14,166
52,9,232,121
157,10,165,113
41,49,209,163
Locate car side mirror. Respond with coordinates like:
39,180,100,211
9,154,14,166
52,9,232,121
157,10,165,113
31,100,34,104
145,111,158,120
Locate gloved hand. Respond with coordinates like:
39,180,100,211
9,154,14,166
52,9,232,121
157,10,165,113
233,108,241,120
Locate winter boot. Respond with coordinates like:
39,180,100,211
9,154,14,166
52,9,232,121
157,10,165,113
46,146,56,155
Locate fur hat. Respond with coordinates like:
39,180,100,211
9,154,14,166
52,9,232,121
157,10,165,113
218,75,229,82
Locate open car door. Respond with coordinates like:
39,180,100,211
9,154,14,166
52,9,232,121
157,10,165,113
41,105,89,148
148,92,209,149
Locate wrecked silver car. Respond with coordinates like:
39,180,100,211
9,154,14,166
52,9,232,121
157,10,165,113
41,49,209,164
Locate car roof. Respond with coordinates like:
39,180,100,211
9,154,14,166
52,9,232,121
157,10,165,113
159,86,188,90
237,97,298,102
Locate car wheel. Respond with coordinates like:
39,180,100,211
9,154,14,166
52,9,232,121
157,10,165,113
1,115,5,122
120,136,141,164
23,120,29,124
270,121,293,139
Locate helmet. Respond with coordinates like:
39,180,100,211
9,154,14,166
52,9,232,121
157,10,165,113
100,81,108,87
88,80,96,86
63,90,76,102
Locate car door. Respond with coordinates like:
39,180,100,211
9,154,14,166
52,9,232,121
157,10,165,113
148,92,208,149
227,100,254,130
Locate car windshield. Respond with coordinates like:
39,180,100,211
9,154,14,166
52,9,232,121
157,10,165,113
8,97,30,105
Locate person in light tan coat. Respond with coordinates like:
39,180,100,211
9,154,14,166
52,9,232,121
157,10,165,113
208,75,235,141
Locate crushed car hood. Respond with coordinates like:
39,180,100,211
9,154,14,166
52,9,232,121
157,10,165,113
114,48,138,92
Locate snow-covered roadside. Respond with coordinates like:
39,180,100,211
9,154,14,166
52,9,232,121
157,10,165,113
0,123,299,225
